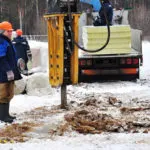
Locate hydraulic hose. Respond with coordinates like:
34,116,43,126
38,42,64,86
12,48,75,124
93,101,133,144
67,0,110,53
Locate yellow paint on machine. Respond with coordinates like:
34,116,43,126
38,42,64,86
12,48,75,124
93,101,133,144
71,14,80,84
45,15,64,87
44,14,80,87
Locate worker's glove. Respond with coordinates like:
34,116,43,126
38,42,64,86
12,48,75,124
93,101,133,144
6,70,14,81
28,54,32,61
93,16,101,26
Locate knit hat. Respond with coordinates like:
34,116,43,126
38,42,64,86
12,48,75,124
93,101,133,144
0,21,13,33
16,29,23,36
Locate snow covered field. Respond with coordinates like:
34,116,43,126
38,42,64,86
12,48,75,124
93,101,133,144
0,41,150,150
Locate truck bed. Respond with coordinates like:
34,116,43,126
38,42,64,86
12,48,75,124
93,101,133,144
79,48,142,59
79,29,142,60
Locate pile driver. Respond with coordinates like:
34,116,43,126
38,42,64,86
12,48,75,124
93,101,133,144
44,0,111,108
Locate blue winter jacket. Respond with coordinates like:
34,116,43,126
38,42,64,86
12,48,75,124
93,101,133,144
12,36,30,63
99,2,113,25
0,34,22,83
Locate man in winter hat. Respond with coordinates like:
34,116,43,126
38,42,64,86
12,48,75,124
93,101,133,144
12,29,32,75
0,21,22,123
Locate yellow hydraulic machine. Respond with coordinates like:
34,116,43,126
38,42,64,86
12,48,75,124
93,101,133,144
44,0,110,108
44,14,80,87
44,10,80,108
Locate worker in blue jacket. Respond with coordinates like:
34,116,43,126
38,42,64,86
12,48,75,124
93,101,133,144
94,0,113,26
0,21,22,123
12,29,32,75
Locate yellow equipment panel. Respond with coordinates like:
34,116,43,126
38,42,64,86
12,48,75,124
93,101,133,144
71,14,80,84
44,14,80,87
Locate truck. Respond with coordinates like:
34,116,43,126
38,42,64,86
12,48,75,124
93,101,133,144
78,21,142,82
44,0,143,107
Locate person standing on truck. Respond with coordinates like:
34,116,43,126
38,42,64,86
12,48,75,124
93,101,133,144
0,21,22,123
93,0,113,26
12,29,32,75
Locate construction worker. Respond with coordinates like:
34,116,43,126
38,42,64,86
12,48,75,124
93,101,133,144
93,0,113,26
0,21,22,123
12,29,32,75
99,0,113,25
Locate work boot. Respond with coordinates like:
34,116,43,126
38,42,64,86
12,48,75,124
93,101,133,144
5,103,16,120
0,104,5,122
3,103,16,122
0,103,13,123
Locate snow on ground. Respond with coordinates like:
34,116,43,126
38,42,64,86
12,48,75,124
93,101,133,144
0,41,150,150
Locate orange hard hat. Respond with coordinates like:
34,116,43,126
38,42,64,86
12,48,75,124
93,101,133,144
16,29,23,36
0,21,13,31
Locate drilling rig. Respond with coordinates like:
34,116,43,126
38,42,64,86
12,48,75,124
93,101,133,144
44,0,142,108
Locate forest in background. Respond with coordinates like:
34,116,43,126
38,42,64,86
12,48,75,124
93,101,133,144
111,0,150,39
0,0,47,35
0,0,150,39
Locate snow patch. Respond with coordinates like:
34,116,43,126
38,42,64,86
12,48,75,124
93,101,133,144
26,73,56,96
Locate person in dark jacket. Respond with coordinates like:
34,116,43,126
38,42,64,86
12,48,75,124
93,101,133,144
93,0,113,26
12,29,32,75
0,21,22,123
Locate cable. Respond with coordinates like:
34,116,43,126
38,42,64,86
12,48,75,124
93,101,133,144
66,0,110,53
